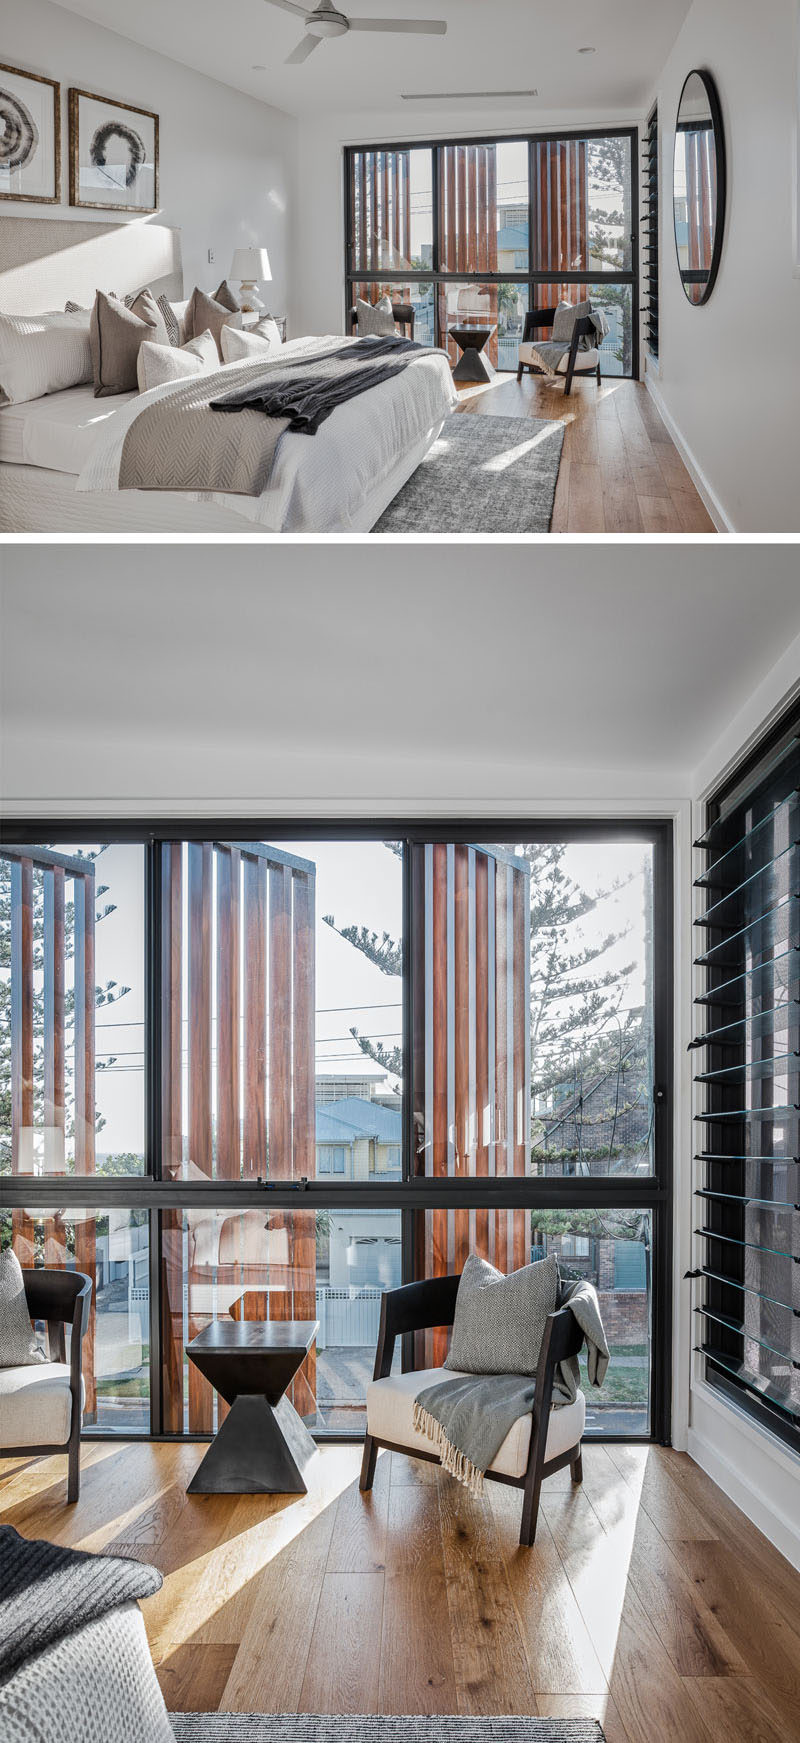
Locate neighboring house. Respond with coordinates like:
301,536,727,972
316,1096,402,1182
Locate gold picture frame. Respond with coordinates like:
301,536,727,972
69,86,158,213
0,63,61,204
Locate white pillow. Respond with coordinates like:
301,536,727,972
0,310,92,406
169,298,191,344
221,319,283,364
137,328,218,393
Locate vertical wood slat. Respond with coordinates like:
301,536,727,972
216,847,241,1180
10,858,35,1266
243,853,267,1181
291,868,316,1416
42,866,66,1265
512,865,529,1271
267,863,295,1405
494,863,509,1279
73,870,97,1420
474,852,489,1262
187,841,213,1432
453,844,470,1276
431,842,449,1366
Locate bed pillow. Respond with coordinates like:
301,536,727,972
213,278,243,313
0,1248,45,1368
185,286,242,359
169,299,191,344
0,310,93,406
220,318,283,364
443,1251,559,1377
90,290,167,397
356,294,396,337
137,328,218,393
68,289,179,346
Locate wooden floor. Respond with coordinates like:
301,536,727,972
454,373,716,533
3,1441,800,1742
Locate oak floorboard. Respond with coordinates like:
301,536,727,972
638,493,683,532
220,1503,337,1712
156,1644,238,1714
488,1483,608,1695
534,1692,632,1743
566,462,605,532
380,1569,458,1713
681,1675,800,1743
298,1571,385,1714
438,1478,538,1714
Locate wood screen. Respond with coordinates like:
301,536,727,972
531,138,588,275
159,840,317,1433
4,846,98,1418
350,149,412,275
411,843,531,1365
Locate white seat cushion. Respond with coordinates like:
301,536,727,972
0,1362,83,1448
366,1365,585,1480
518,342,600,373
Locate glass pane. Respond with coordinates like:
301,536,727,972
161,1204,401,1433
1,844,146,1180
350,280,435,345
531,136,632,274
3,1207,150,1430
412,840,655,1183
349,148,433,275
439,139,528,272
438,282,528,370
166,839,403,1184
414,1205,652,1435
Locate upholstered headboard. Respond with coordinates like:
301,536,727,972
0,218,183,313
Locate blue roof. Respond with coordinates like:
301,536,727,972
316,1097,402,1144
498,223,529,252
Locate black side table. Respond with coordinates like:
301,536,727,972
186,1318,319,1495
449,323,497,385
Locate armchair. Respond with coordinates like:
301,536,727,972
0,1268,92,1502
517,306,602,396
349,303,416,340
360,1271,585,1546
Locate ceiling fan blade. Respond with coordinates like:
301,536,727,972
264,0,309,15
348,16,447,31
285,32,323,61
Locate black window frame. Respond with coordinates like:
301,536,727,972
344,128,640,379
0,816,672,1446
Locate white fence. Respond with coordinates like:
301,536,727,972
316,1286,384,1350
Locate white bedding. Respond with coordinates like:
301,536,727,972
0,333,456,533
0,383,134,473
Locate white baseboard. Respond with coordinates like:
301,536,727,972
688,1383,800,1571
644,373,735,533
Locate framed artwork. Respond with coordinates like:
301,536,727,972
0,63,60,204
69,87,158,213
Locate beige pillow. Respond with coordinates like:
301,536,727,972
213,279,242,313
137,328,219,393
220,320,283,365
90,290,162,397
185,287,242,359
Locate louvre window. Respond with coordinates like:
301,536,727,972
691,709,800,1451
643,105,659,361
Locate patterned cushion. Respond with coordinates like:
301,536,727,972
68,291,179,346
137,328,218,393
444,1252,559,1376
0,1249,44,1368
551,298,591,343
356,294,397,337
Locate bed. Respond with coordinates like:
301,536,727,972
0,218,456,534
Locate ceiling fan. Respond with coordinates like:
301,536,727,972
265,0,447,65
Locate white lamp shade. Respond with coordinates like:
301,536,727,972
230,246,272,282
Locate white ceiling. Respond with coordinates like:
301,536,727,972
51,0,692,120
2,546,799,813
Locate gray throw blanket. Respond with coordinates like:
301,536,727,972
0,1524,162,1681
413,1279,609,1495
210,333,426,433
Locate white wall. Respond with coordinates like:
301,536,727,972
0,0,297,319
646,0,800,531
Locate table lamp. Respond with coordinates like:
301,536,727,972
230,246,272,313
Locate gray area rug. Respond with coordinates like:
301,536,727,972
372,413,565,533
170,1719,604,1743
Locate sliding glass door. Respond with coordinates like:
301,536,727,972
345,130,638,376
1,821,670,1442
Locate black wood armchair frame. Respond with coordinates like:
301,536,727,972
3,1269,92,1502
349,303,416,340
516,306,602,397
359,1272,584,1546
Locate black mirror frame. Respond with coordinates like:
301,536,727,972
673,68,727,307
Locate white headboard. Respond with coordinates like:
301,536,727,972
0,218,183,313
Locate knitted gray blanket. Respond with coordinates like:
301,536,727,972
0,1524,162,1681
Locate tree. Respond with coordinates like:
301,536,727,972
586,136,633,369
0,847,130,1187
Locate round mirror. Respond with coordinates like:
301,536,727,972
673,69,726,305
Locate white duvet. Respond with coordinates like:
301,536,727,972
76,333,457,532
